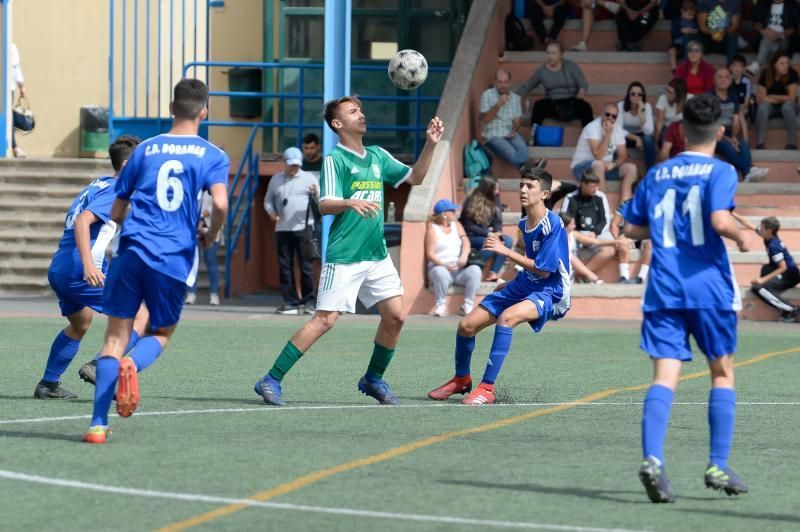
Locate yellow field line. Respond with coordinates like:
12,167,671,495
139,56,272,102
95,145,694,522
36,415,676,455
158,346,800,532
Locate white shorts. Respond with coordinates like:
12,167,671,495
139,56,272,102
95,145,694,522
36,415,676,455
316,256,404,313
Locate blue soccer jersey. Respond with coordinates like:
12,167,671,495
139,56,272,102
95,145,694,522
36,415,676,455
625,151,741,312
765,236,798,274
516,209,572,317
115,134,230,283
49,176,118,279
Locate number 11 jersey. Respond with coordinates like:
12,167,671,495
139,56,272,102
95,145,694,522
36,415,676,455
625,151,741,312
115,134,230,283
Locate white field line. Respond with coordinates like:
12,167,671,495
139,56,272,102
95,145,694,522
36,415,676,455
0,402,798,426
0,470,649,532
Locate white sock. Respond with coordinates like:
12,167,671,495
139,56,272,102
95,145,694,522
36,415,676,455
639,264,649,281
619,263,630,280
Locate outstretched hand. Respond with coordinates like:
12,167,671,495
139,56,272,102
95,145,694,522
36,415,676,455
426,117,444,144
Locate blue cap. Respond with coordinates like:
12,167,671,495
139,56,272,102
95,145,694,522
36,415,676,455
433,199,459,214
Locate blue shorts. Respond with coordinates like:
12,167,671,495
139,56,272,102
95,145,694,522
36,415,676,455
641,309,738,361
479,279,561,332
48,270,104,316
103,249,187,328
572,159,621,181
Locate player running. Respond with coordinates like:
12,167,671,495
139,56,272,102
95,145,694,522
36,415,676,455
37,136,149,400
84,79,229,443
624,93,750,502
254,96,443,406
428,166,571,405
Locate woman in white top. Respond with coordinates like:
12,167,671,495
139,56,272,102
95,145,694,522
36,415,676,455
654,77,690,144
617,81,655,169
425,199,482,317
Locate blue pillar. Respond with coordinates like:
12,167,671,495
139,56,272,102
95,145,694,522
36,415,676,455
0,0,12,158
321,0,351,262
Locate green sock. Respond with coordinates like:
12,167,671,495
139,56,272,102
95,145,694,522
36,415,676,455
268,341,304,381
366,342,395,380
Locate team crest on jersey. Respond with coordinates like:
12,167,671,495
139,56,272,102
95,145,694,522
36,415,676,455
530,240,540,252
371,164,381,179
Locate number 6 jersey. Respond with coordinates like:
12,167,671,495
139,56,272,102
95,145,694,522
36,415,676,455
115,134,230,283
625,151,741,312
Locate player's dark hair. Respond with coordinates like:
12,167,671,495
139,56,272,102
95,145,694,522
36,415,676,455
521,165,553,192
302,132,320,145
172,78,208,120
682,93,722,146
761,216,780,234
324,96,362,131
581,168,600,183
559,212,574,228
108,135,141,172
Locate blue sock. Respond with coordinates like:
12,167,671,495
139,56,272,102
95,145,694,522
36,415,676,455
641,384,674,463
128,336,163,373
481,326,513,385
90,357,120,427
708,387,736,468
454,334,475,377
124,330,141,354
42,331,81,383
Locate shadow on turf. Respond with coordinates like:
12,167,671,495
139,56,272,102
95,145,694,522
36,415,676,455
0,429,81,442
149,395,371,406
0,394,92,404
677,507,800,525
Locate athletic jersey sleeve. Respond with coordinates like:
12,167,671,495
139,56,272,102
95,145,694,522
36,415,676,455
768,239,785,264
625,173,650,226
708,164,737,212
115,145,143,200
320,154,343,201
85,187,116,224
534,216,563,274
204,150,231,190
378,147,412,188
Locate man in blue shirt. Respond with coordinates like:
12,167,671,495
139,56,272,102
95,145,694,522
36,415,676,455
732,212,800,321
625,93,750,502
36,136,149,400
428,166,571,405
84,79,230,444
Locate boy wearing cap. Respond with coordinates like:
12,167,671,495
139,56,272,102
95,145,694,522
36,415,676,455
426,199,482,317
263,146,320,315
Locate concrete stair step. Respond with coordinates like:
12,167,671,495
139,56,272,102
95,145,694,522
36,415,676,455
0,169,107,186
0,157,112,172
0,182,88,199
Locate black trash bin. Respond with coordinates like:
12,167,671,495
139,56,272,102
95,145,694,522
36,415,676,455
228,67,262,118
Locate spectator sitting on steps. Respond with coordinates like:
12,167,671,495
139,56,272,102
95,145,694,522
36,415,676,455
479,69,528,168
459,176,514,282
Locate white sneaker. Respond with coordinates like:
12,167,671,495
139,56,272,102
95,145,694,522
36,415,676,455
601,1,620,14
571,41,587,52
13,147,26,158
209,293,220,306
746,61,760,77
185,292,197,305
744,167,769,182
460,302,474,316
738,36,749,50
432,303,448,317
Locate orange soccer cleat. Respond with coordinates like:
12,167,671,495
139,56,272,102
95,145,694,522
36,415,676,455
462,383,495,405
428,375,472,401
115,358,140,418
83,426,111,444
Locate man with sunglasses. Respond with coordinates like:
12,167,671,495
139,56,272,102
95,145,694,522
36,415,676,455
571,103,638,200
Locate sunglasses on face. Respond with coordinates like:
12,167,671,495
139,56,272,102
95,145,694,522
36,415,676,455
604,112,618,119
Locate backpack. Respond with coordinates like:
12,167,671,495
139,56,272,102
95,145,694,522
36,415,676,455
505,13,532,51
463,140,491,186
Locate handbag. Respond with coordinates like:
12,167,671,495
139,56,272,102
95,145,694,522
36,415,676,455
13,96,35,132
466,248,485,269
300,197,321,261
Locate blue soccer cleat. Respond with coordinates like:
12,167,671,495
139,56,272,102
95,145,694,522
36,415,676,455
705,464,749,496
639,456,675,503
254,375,287,406
358,375,400,405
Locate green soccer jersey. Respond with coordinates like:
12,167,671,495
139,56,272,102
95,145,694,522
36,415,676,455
320,143,412,263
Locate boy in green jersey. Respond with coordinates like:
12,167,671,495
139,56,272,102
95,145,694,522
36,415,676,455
255,96,444,405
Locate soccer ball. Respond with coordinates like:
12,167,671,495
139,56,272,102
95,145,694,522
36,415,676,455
388,50,428,90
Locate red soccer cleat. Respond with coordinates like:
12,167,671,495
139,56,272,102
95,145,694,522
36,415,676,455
83,426,111,444
115,358,140,418
428,375,472,400
462,383,495,405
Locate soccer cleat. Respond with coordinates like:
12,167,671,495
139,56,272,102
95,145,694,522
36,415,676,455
705,464,749,496
83,426,111,444
638,456,675,503
428,376,472,400
78,359,97,385
33,380,78,400
462,383,495,405
115,358,140,418
254,375,287,406
358,376,400,405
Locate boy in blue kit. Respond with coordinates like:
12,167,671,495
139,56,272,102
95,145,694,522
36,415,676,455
732,212,800,321
624,93,750,503
428,167,571,405
37,136,150,400
84,79,230,444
